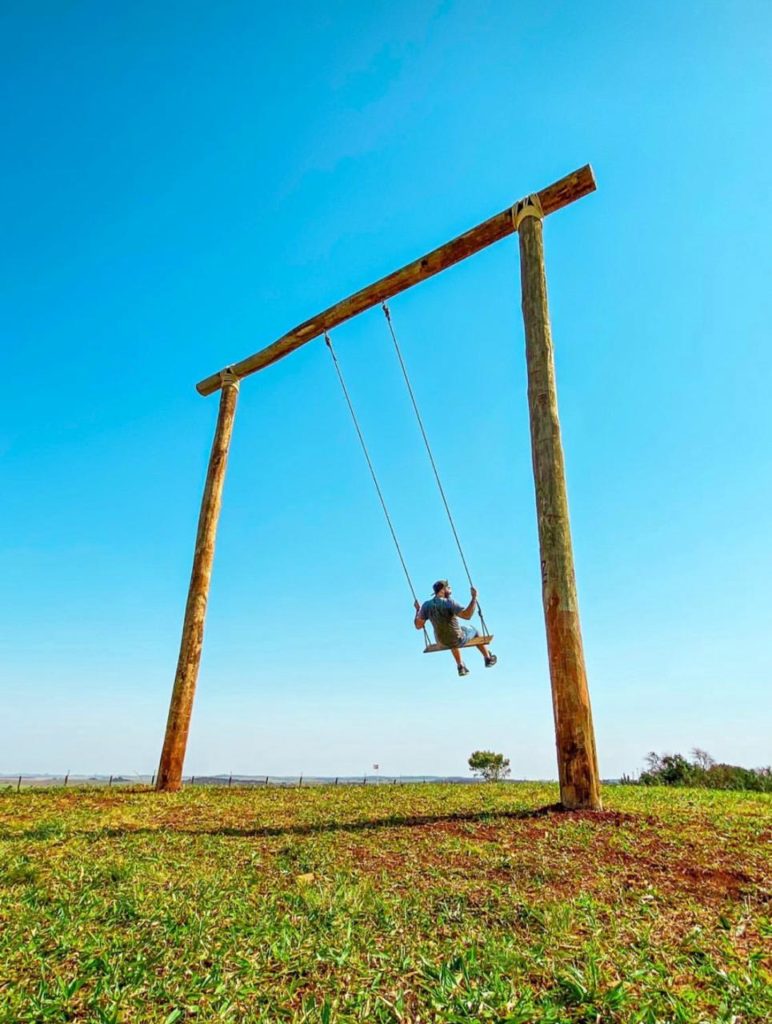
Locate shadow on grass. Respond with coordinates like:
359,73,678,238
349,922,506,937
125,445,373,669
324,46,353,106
3,804,635,842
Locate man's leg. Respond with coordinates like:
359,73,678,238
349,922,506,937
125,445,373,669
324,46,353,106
462,628,490,660
476,643,497,666
451,647,469,676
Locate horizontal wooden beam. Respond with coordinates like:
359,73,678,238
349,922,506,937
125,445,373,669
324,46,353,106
196,164,596,396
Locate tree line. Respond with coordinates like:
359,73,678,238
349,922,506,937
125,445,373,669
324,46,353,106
467,746,771,791
623,748,772,792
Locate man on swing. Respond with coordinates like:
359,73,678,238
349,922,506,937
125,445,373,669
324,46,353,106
414,580,497,677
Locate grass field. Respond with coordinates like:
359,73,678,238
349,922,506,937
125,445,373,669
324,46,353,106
1,783,769,1023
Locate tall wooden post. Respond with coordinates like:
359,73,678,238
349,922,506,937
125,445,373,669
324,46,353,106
156,370,240,792
516,197,602,811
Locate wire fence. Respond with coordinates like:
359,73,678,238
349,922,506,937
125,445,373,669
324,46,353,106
2,774,508,792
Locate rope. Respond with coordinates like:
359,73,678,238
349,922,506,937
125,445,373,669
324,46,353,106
325,330,431,648
382,302,491,639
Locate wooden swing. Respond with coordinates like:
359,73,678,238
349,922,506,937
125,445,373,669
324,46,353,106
423,635,494,655
325,303,494,655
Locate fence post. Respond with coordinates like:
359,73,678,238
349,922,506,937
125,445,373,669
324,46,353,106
151,774,156,787
264,775,269,786
334,777,338,786
108,775,113,788
298,775,303,788
17,776,21,793
228,773,232,788
363,775,367,786
63,772,69,787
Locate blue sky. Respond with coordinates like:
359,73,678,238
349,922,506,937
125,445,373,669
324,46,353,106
2,1,770,779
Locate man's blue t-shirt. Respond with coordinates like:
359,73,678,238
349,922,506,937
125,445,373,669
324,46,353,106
420,596,465,648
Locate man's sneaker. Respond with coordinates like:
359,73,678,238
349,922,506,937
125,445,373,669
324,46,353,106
484,654,498,668
457,664,470,677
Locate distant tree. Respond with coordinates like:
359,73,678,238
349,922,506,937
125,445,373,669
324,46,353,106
691,747,715,770
468,750,511,782
639,753,694,786
660,754,694,785
644,751,664,774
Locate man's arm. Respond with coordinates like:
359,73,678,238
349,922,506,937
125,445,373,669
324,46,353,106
413,599,426,631
457,586,478,620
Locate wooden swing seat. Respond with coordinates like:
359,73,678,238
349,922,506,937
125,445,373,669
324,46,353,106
424,635,494,654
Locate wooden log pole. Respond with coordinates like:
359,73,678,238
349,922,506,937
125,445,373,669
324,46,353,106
156,372,240,792
516,198,602,811
196,166,596,395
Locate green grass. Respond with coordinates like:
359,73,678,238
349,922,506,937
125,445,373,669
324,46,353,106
1,783,769,1022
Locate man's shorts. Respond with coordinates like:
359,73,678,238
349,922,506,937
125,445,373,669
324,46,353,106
458,625,479,646
433,625,480,649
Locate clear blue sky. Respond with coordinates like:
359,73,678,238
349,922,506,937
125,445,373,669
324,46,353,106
2,1,770,779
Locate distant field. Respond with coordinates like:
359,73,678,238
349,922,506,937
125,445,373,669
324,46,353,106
1,784,769,1023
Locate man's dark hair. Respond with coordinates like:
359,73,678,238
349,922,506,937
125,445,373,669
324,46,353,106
432,579,449,594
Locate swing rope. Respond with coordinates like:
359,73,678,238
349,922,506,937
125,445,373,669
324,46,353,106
324,330,431,648
382,302,490,639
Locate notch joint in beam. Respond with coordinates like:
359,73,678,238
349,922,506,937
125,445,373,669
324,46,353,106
512,194,544,230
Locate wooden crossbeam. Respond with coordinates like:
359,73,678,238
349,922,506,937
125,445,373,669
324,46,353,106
196,164,596,396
